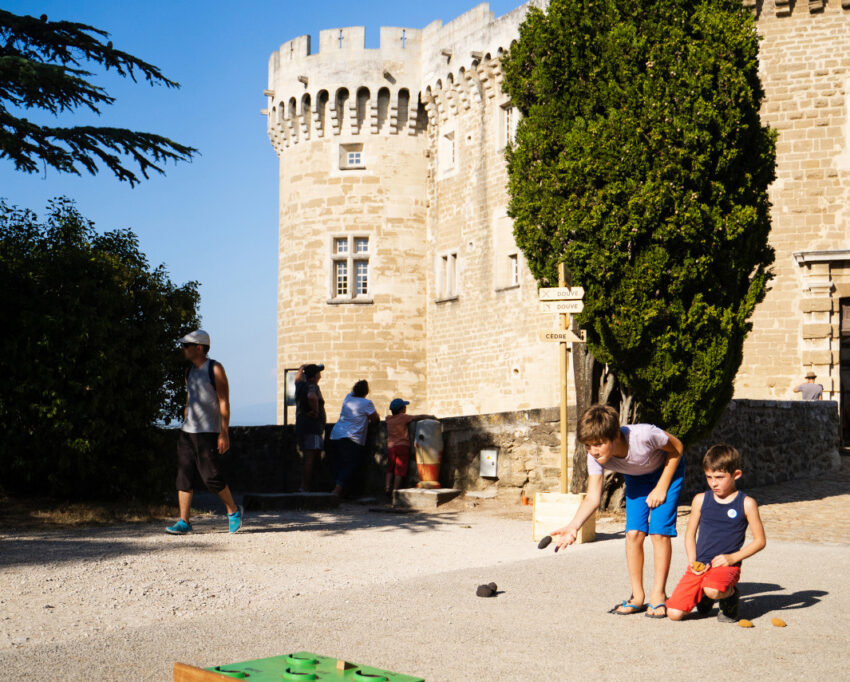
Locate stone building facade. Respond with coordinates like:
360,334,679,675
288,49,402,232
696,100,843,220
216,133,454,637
266,1,850,438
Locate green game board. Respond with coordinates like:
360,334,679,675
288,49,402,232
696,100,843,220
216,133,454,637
204,651,425,681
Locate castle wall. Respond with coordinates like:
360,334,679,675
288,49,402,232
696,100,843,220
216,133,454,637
736,2,850,406
268,1,850,432
419,8,562,417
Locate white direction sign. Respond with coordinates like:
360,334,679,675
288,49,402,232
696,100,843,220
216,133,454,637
540,300,584,314
539,329,586,343
538,287,585,301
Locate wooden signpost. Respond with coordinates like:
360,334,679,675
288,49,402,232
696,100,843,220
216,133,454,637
532,265,596,544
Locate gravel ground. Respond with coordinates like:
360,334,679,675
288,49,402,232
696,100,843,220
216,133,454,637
1,500,848,681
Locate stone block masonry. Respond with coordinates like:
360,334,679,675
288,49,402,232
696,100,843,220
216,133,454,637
268,1,850,432
175,401,840,504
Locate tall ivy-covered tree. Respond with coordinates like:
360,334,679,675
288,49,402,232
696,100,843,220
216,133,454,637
502,0,776,489
0,199,200,497
0,9,196,185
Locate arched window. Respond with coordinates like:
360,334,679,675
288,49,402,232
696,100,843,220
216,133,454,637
356,87,370,133
396,88,410,132
301,94,311,135
376,87,390,133
335,88,349,134
316,90,329,135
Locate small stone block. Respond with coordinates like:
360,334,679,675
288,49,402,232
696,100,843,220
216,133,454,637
393,488,461,508
242,492,340,511
465,488,497,499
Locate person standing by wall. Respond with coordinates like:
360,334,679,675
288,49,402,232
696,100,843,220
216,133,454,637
166,329,243,534
793,371,824,400
385,398,435,496
294,363,326,491
328,379,378,498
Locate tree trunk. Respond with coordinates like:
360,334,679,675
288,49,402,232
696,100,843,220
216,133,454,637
569,341,596,494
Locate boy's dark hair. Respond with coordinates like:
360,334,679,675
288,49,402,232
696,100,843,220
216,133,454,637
390,406,404,415
577,404,621,443
352,379,369,398
703,444,742,474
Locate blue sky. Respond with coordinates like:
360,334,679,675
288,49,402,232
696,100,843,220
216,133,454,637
2,0,520,424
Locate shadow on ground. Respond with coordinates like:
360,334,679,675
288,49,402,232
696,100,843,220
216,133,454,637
0,504,463,567
739,581,828,619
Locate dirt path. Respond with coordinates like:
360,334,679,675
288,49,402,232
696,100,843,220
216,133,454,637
1,460,848,680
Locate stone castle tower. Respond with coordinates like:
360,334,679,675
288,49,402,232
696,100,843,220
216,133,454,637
268,1,850,434
266,3,561,421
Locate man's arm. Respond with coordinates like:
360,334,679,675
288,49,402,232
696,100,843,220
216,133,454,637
711,496,766,567
792,385,801,393
307,390,320,418
645,432,684,509
214,363,230,454
411,414,436,421
551,474,603,550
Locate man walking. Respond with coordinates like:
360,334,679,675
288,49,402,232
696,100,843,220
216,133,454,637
793,371,824,400
166,329,243,534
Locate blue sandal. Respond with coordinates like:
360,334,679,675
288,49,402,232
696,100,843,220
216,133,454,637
645,603,667,619
608,600,648,615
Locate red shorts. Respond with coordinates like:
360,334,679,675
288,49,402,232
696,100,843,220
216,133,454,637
387,444,411,477
666,565,741,613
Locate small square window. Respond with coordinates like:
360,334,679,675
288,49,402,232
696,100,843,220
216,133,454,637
335,238,348,254
339,143,365,170
354,237,369,253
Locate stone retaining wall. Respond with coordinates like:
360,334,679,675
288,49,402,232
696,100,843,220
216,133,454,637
214,400,841,500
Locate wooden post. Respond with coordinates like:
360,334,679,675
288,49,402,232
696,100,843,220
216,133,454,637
558,263,569,494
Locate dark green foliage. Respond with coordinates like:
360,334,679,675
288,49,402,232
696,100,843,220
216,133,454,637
0,9,196,185
502,0,776,444
0,199,200,498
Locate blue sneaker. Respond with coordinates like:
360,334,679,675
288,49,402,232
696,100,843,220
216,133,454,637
165,518,192,535
228,505,243,533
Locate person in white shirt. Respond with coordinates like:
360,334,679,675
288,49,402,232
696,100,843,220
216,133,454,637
328,379,378,497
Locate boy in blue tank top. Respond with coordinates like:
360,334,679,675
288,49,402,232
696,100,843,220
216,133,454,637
666,444,766,622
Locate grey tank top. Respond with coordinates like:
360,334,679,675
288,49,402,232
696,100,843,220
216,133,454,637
183,359,221,433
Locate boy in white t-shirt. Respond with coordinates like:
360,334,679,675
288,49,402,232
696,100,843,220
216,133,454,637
552,404,685,618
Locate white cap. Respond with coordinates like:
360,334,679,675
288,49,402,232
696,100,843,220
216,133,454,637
178,329,211,345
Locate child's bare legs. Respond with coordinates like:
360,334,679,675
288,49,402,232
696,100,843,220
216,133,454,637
619,531,672,614
622,530,647,608
703,585,734,600
648,534,672,615
668,585,734,621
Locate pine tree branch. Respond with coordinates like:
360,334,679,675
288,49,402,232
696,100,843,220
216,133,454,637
0,10,179,87
1,110,197,186
0,9,197,184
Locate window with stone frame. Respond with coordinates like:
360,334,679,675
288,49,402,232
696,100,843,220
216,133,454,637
330,235,371,300
437,251,458,300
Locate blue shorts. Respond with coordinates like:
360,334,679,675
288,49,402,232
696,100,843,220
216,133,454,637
624,457,685,536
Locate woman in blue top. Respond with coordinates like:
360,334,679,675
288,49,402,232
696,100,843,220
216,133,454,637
328,379,378,497
552,404,685,618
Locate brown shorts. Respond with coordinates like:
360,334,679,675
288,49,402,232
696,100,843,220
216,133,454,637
176,431,227,493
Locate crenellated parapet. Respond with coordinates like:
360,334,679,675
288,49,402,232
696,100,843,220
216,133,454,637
265,26,427,154
417,2,536,128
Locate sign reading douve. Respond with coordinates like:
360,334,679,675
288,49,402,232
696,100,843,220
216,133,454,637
539,300,585,314
538,286,585,300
